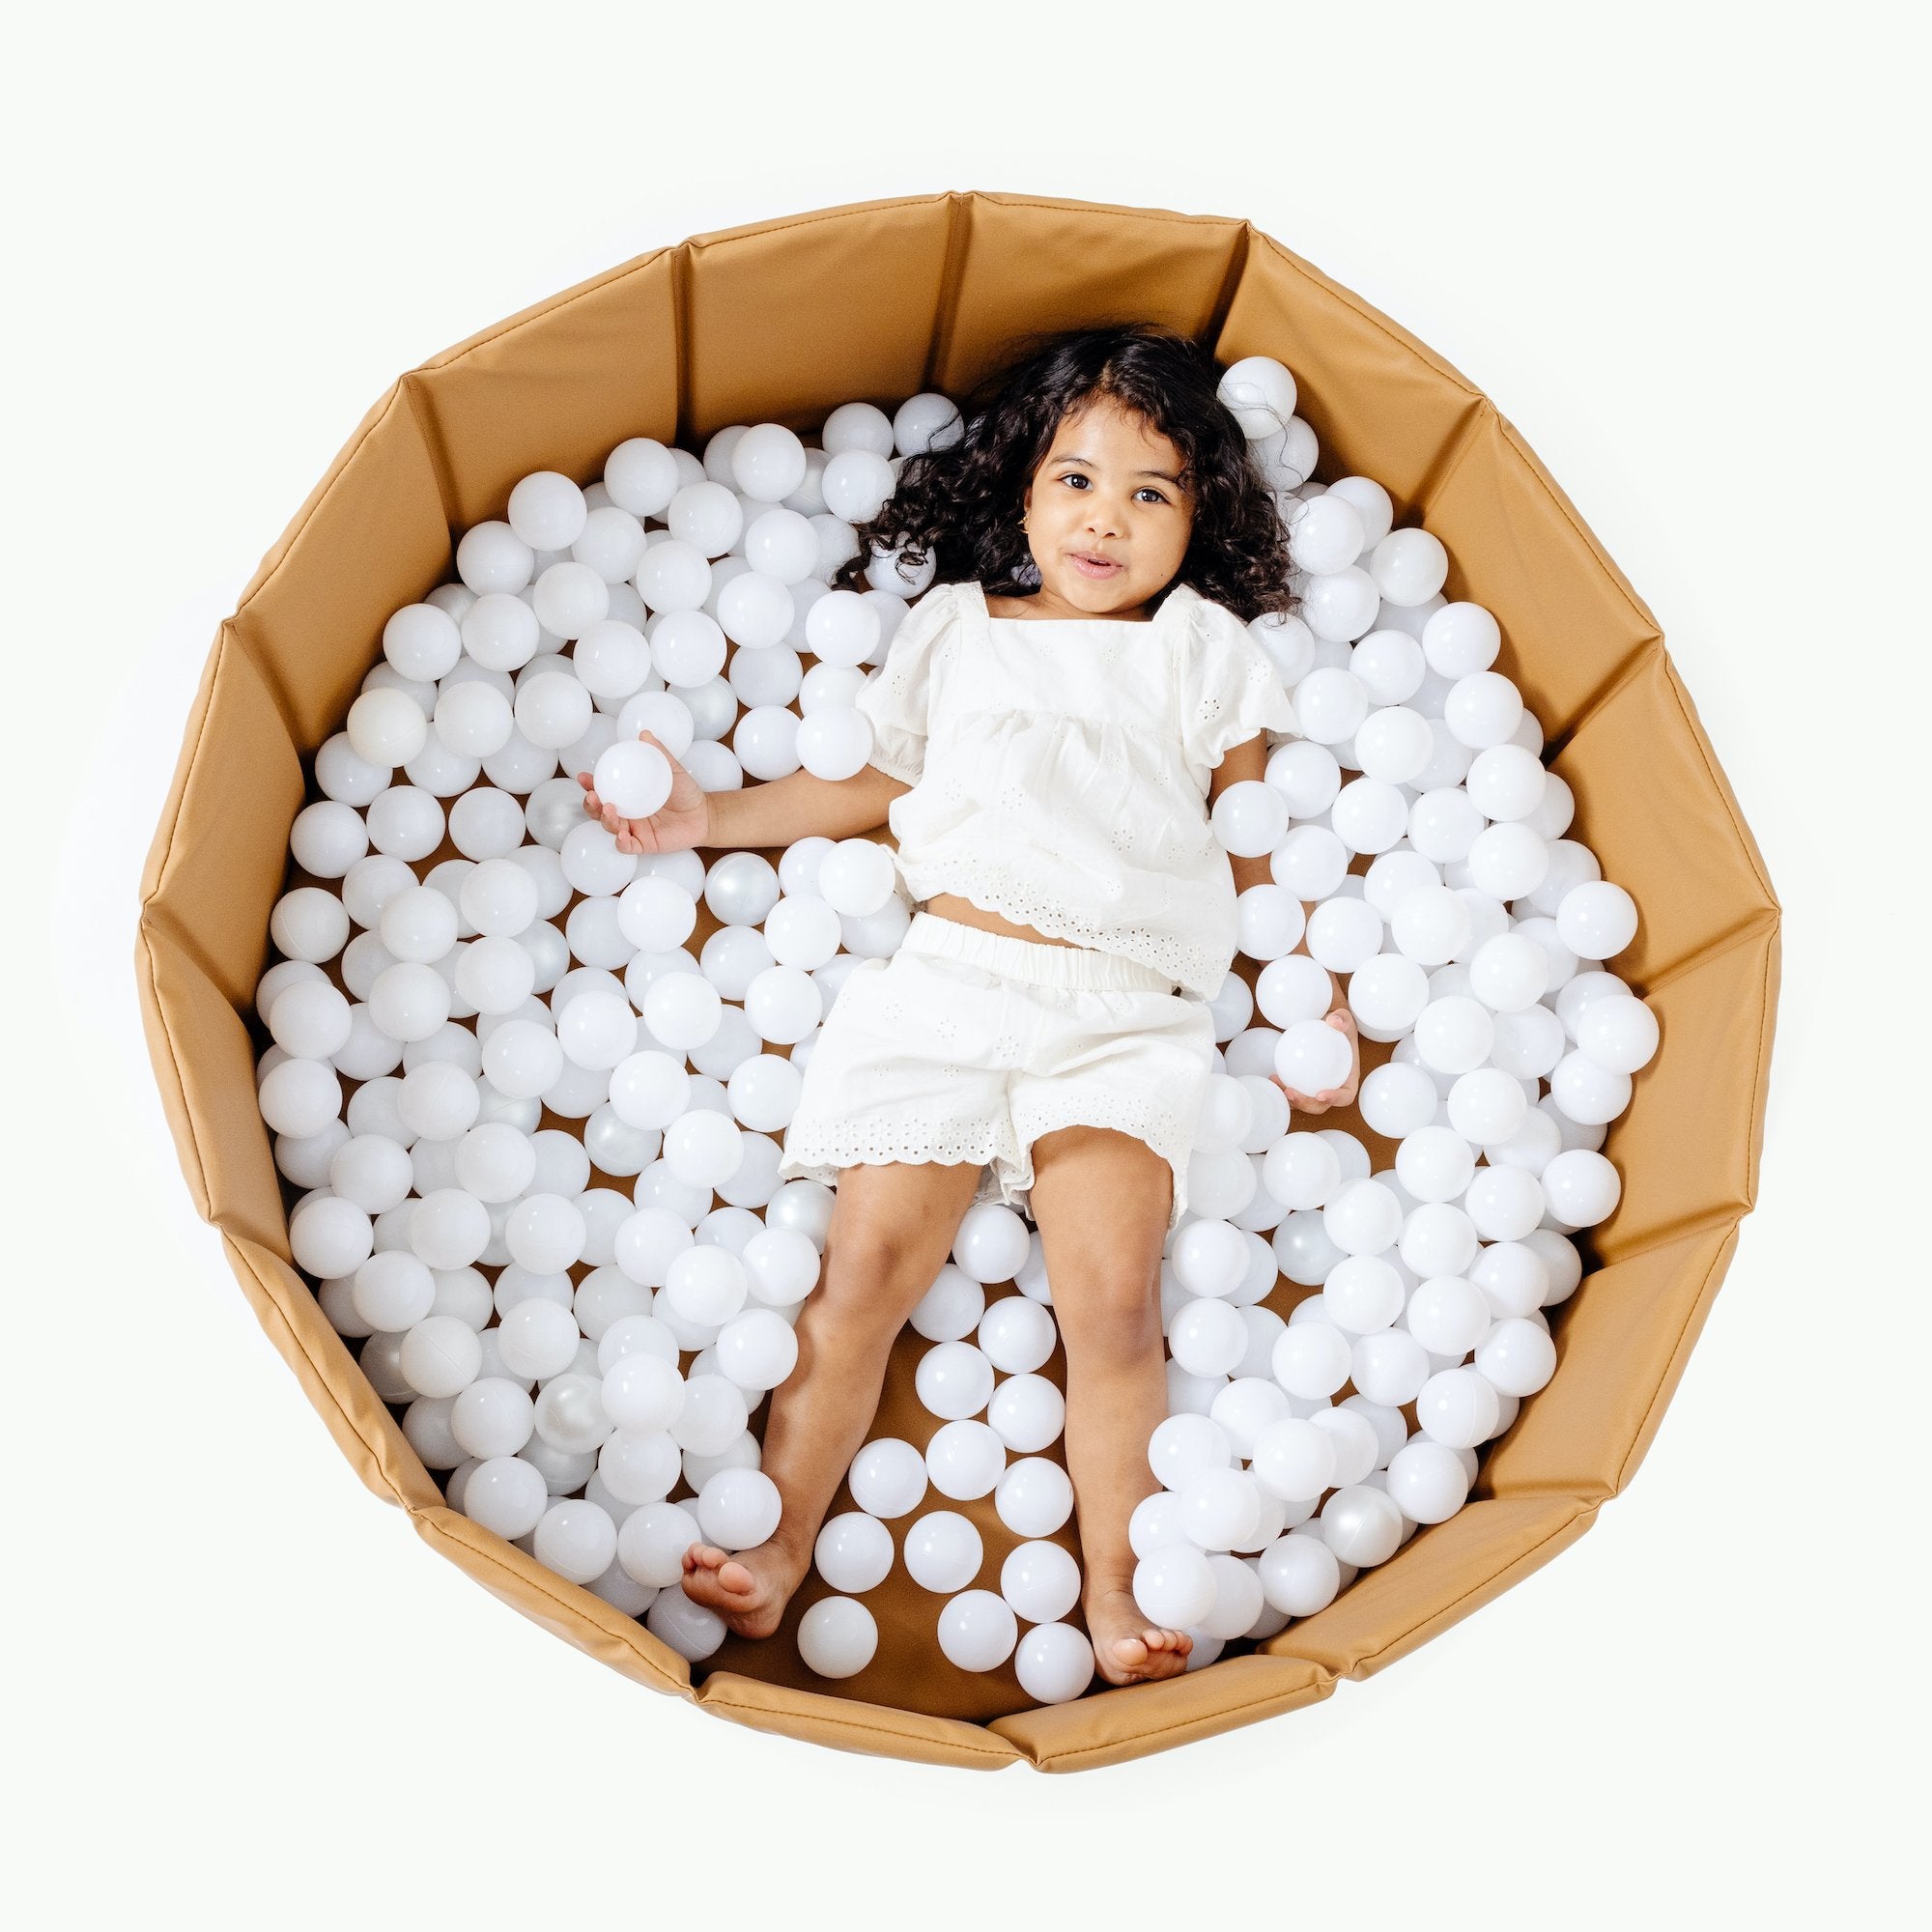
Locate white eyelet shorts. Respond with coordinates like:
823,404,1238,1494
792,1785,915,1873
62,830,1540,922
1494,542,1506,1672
774,912,1219,1235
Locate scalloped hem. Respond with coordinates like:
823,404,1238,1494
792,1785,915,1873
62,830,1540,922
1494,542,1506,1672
777,1111,1194,1237
1006,1094,1196,1236
896,862,1228,1003
777,1122,1021,1216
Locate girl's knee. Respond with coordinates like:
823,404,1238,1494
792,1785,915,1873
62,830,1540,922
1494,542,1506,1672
1054,1273,1165,1362
808,1232,940,1344
823,1159,983,1287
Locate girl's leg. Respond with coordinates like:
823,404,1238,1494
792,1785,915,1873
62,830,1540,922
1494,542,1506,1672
1025,1122,1194,1686
681,1155,989,1638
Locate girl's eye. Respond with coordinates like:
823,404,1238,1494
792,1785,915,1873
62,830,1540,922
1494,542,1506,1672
1060,474,1169,505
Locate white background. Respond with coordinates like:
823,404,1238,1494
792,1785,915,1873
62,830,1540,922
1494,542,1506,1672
11,1,1922,1923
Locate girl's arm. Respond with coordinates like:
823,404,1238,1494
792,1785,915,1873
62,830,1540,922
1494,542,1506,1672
1211,733,1361,1113
579,733,911,856
708,762,911,852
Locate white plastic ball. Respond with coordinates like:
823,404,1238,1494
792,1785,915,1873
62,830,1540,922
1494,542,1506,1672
617,1500,703,1588
592,739,673,820
1251,1416,1340,1502
1131,1545,1215,1627
934,1590,1018,1672
847,1436,927,1519
797,1597,878,1680
1013,1623,1096,1704
1320,1484,1405,1566
534,1499,618,1585
1541,1148,1622,1227
909,1339,993,1421
1575,993,1660,1073
1370,527,1449,606
925,1419,1007,1501
696,1466,782,1550
1276,1019,1352,1094
1556,880,1638,961
902,1511,984,1593
987,1374,1065,1453
461,1456,549,1540
995,1458,1075,1539
814,1512,895,1594
533,1373,612,1456
999,1540,1082,1625
507,471,588,552
1473,1317,1558,1398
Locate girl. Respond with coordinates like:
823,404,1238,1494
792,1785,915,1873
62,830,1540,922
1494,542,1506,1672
578,324,1361,1687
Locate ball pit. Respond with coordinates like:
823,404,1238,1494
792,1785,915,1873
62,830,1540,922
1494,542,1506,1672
136,191,1779,1774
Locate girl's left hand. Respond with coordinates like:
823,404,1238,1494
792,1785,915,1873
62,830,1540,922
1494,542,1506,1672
1272,1005,1361,1115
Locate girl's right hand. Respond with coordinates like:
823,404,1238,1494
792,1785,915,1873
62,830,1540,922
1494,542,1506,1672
576,731,713,854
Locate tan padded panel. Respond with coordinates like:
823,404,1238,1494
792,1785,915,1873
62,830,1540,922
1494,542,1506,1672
412,251,681,528
136,918,290,1256
231,380,452,748
1215,232,1486,508
139,623,303,1006
683,198,952,435
1594,923,1779,1262
934,193,1246,393
225,1233,443,1515
1264,1494,1599,1677
1478,1218,1744,1501
1550,648,1779,983
1414,406,1662,735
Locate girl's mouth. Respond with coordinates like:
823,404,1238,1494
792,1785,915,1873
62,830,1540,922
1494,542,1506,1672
1069,553,1123,578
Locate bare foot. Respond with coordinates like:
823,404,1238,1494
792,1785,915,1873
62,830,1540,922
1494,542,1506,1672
1085,1586,1194,1687
679,1539,810,1640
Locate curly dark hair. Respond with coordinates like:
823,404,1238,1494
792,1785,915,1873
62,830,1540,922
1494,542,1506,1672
829,321,1298,624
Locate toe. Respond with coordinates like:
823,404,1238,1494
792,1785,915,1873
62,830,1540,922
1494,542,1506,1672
1141,1630,1188,1674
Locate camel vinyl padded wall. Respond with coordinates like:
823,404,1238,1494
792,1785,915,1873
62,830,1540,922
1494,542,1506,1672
135,190,1780,1774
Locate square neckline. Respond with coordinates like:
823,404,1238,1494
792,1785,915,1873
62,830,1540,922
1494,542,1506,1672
967,579,1198,634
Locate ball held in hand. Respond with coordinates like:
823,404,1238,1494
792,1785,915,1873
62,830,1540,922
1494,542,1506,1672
592,738,673,820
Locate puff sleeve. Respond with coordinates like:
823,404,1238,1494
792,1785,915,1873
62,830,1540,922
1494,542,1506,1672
1178,595,1301,776
852,582,962,786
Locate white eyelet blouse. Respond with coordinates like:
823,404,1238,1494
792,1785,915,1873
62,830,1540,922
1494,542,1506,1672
852,577,1302,1001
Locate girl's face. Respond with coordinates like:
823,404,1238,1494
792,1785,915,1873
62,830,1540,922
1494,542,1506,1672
1019,397,1195,620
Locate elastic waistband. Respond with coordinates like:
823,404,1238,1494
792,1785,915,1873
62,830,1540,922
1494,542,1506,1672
903,912,1178,993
